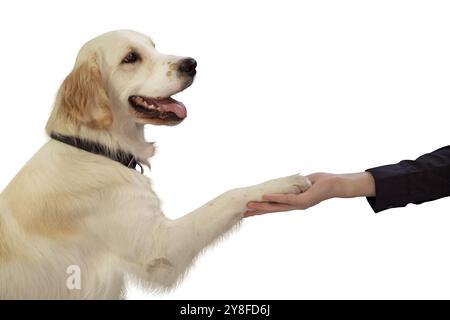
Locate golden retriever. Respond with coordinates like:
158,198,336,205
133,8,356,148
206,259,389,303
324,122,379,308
0,30,310,299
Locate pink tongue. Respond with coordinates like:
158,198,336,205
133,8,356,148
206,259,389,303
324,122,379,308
154,97,187,119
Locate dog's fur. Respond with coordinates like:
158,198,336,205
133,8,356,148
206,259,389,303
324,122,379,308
0,30,310,299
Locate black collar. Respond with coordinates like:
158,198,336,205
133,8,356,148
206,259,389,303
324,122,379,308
50,132,144,173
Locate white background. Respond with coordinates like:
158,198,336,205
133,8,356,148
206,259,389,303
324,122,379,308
0,0,449,299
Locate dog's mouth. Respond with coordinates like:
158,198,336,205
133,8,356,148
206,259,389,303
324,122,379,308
128,95,187,124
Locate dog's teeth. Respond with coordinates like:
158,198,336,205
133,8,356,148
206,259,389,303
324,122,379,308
132,96,157,111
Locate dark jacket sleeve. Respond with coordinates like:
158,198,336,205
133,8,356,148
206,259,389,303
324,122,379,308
365,146,450,213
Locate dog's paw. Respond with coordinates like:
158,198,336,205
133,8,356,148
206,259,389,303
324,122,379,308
225,174,311,213
256,174,311,198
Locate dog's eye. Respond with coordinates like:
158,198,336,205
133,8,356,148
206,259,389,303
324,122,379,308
122,52,140,64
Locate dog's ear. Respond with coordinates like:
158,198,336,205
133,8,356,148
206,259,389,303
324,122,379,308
57,59,113,129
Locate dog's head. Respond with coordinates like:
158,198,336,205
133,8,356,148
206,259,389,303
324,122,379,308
47,30,196,134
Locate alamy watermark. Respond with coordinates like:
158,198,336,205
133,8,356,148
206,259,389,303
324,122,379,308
66,265,81,290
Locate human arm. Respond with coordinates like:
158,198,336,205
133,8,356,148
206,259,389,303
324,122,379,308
245,172,375,217
245,146,450,217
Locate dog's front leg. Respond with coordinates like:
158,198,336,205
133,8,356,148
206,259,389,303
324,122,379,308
148,174,310,288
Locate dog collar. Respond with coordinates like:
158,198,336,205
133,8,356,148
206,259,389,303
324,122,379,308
50,132,144,174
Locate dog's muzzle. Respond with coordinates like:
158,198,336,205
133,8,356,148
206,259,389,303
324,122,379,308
178,58,197,77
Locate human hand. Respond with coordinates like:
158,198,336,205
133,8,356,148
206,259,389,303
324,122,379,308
244,172,375,217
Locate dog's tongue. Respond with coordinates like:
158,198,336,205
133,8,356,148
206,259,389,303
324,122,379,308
154,97,187,119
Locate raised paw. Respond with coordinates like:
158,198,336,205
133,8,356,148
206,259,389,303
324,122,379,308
259,174,311,196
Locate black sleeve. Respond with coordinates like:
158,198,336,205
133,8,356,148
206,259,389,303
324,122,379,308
365,146,450,213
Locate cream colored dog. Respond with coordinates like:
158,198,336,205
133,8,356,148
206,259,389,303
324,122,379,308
0,30,310,299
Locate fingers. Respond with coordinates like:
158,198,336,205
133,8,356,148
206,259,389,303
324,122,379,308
243,204,290,218
261,193,298,204
243,210,266,218
246,201,293,212
243,173,328,218
258,192,312,210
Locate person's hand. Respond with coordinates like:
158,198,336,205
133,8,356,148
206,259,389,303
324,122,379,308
244,172,375,217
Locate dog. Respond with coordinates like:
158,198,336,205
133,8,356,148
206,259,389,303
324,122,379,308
0,30,310,299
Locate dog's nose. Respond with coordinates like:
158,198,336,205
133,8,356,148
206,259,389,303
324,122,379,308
178,58,197,77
